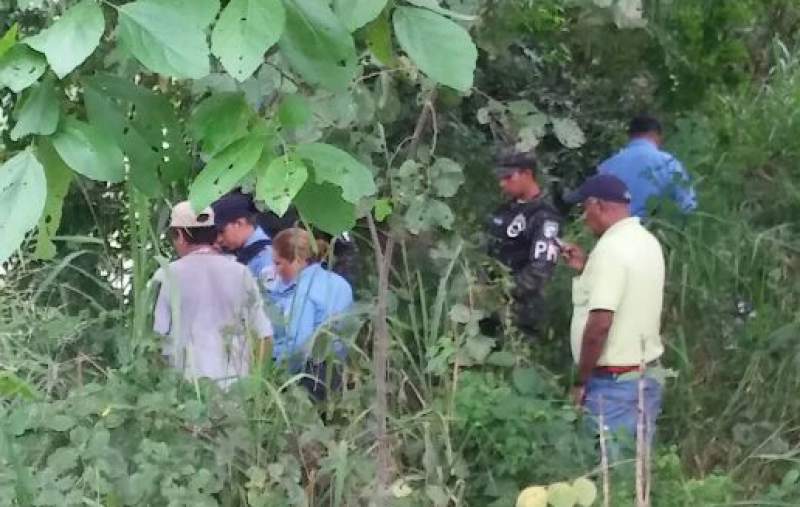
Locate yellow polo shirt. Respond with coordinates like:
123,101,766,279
570,217,665,366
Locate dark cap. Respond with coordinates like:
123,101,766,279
493,149,537,178
565,174,631,204
212,192,257,227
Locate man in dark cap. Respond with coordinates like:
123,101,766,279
560,174,665,453
212,192,277,294
487,150,563,336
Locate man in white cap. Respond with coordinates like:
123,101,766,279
152,201,273,389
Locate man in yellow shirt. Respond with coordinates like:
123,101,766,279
561,174,665,447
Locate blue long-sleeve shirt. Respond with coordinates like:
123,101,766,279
598,138,697,218
268,263,353,372
240,226,277,296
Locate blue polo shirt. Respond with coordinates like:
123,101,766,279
598,138,697,218
269,263,353,372
240,226,276,295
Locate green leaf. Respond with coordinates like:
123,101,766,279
190,92,254,156
572,477,597,507
84,74,191,192
464,335,494,363
363,10,394,65
255,155,308,216
0,44,46,93
294,181,356,235
547,482,578,507
295,142,376,203
486,350,516,368
551,118,586,149
24,0,105,78
148,0,220,28
10,75,58,140
405,0,477,21
0,23,18,58
0,370,39,400
51,118,125,183
46,447,80,475
189,134,265,210
278,94,311,128
279,0,358,91
511,367,540,395
118,0,210,79
333,0,387,32
403,196,453,234
0,151,46,264
393,7,477,92
45,414,76,432
212,0,285,81
430,157,464,198
373,197,392,221
33,140,73,260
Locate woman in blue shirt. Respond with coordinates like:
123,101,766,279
269,228,354,399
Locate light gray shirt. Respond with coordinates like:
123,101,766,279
153,247,273,389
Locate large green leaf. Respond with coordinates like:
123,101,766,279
118,0,210,79
83,74,191,195
148,0,220,28
33,140,73,260
363,10,394,65
0,23,18,58
255,155,308,216
189,134,265,210
278,94,311,128
279,0,358,91
9,75,58,140
294,142,376,203
0,44,46,92
293,180,355,235
51,118,125,183
190,92,254,156
333,0,387,32
24,0,105,79
211,0,285,81
392,7,477,92
0,151,47,264
404,196,454,234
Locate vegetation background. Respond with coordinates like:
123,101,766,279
1,0,800,505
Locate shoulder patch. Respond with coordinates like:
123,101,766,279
507,213,527,238
542,220,559,239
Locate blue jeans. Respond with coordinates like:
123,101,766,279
583,374,663,457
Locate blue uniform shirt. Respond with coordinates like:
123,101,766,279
269,263,354,372
240,226,277,295
598,138,697,218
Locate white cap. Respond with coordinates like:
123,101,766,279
169,201,215,228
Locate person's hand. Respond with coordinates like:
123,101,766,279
560,242,587,272
571,385,586,407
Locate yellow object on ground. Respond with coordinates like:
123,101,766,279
516,486,548,507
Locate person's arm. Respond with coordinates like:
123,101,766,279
571,310,614,406
665,158,697,213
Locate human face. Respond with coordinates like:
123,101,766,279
274,254,306,283
581,198,605,236
216,218,252,251
498,169,536,200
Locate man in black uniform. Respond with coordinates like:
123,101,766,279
488,151,562,335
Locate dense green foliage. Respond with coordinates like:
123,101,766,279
2,0,800,505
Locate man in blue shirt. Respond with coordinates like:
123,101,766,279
212,192,277,295
598,115,697,218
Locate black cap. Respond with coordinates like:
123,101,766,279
212,192,257,227
565,174,631,204
493,149,536,178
